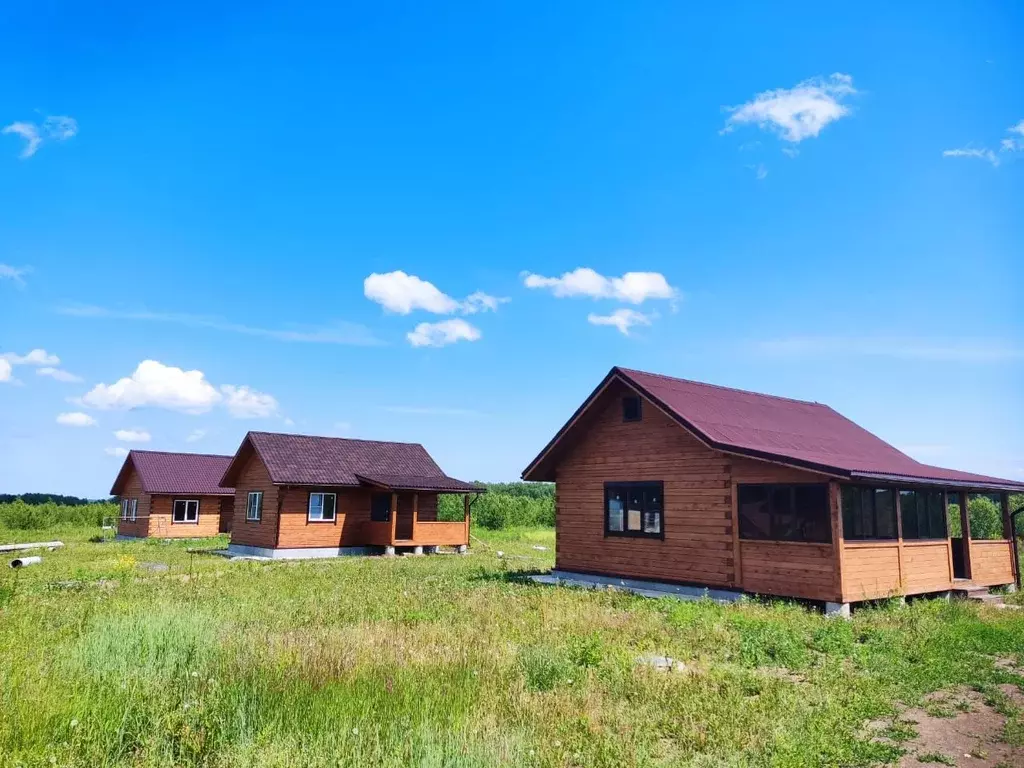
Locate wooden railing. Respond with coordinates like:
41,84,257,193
359,519,469,547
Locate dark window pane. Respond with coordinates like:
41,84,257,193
842,486,861,539
371,493,390,522
738,485,771,540
323,494,336,520
794,485,830,543
874,489,897,539
622,396,641,422
924,491,945,539
644,487,662,512
900,491,919,539
771,486,795,539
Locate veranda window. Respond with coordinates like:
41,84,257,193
738,484,831,543
900,489,946,540
605,482,663,539
841,486,897,540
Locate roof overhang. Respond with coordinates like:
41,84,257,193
354,473,485,494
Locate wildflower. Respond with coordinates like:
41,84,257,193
70,719,79,729
352,727,359,735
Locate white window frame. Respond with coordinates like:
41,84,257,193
172,499,200,524
121,498,137,521
307,492,337,522
246,491,263,522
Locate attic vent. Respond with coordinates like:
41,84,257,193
622,395,642,422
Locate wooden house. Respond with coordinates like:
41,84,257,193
522,367,1022,614
219,431,482,558
111,450,235,539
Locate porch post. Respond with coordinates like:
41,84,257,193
463,494,471,547
960,489,973,580
389,492,398,544
943,490,954,585
1002,492,1018,585
412,493,419,544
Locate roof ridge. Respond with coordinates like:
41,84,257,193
616,366,825,407
130,449,233,459
249,430,424,447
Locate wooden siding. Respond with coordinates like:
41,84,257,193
115,464,151,538
740,541,838,601
843,542,903,601
229,452,280,549
554,382,735,587
970,540,1015,586
149,495,227,538
901,541,953,595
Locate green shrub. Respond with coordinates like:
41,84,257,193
437,488,554,529
0,499,113,530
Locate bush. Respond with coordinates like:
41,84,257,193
0,499,113,530
437,483,554,529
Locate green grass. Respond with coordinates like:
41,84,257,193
2,524,1024,767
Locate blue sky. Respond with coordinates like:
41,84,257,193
1,2,1021,497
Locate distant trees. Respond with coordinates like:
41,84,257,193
438,482,554,529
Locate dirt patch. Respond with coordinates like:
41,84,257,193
875,688,1024,767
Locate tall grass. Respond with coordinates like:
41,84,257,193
0,499,115,530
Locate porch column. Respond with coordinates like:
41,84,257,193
959,489,973,580
1002,492,1018,585
463,494,471,546
389,492,398,543
412,493,419,544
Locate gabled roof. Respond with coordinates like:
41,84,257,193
522,366,1024,491
111,450,235,496
220,431,482,492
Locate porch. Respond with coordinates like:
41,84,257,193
355,480,478,551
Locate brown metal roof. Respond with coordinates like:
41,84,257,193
220,431,478,491
111,450,235,496
522,366,1024,491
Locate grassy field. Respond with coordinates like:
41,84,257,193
2,524,1024,767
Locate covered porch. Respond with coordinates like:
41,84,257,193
354,473,483,552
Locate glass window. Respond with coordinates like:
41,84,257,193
738,484,831,543
605,482,663,539
622,396,642,422
371,493,391,522
308,492,337,522
841,486,897,540
246,491,263,522
172,499,199,523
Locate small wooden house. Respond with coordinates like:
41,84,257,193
522,367,1022,613
111,450,235,539
219,431,482,558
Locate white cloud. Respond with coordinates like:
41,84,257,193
2,122,41,158
587,308,654,336
723,74,857,143
1009,120,1024,136
2,349,59,366
754,337,1023,363
3,115,77,159
781,147,800,158
185,429,207,443
363,271,507,316
523,268,677,305
942,147,1000,167
747,163,768,180
0,264,30,287
114,428,151,443
365,271,461,314
57,304,381,346
105,446,129,458
37,367,83,383
43,115,78,141
0,359,11,383
220,385,279,418
406,319,482,347
56,411,96,427
82,360,221,413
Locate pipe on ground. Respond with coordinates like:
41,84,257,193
10,556,41,568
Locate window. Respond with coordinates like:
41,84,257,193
841,486,897,540
738,484,831,543
172,499,199,524
246,491,263,522
308,492,337,522
371,493,391,522
120,498,137,521
900,489,946,540
622,396,642,422
605,482,663,538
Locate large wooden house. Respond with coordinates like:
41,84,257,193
111,450,235,539
219,431,482,558
522,367,1022,613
